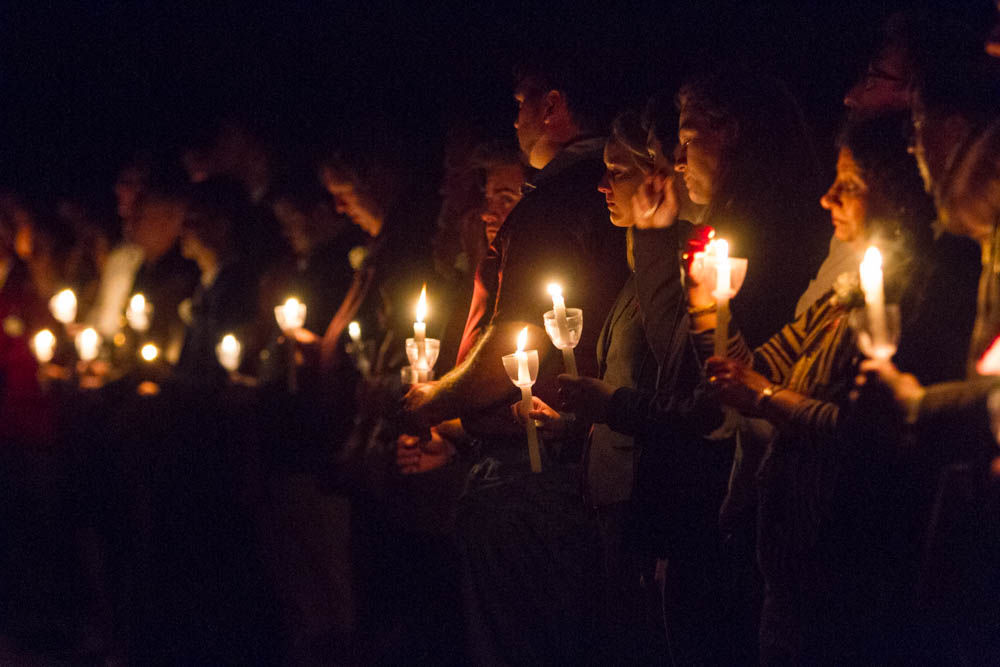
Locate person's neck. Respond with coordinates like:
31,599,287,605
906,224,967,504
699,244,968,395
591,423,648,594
529,125,584,169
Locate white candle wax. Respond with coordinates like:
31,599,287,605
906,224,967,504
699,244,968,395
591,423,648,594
521,385,542,473
547,283,578,376
414,284,428,372
859,246,890,358
713,239,732,358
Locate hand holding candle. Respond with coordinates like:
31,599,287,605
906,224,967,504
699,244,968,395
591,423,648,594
544,283,582,377
854,246,899,361
405,285,440,384
502,327,542,473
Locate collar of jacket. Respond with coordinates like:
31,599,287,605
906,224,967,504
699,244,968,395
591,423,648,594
522,135,607,194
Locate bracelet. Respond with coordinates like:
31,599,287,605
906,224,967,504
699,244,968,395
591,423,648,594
755,385,784,413
687,302,717,316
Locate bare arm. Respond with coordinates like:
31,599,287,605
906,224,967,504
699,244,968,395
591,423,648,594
404,320,548,427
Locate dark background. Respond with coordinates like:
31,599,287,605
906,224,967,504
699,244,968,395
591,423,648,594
0,0,992,223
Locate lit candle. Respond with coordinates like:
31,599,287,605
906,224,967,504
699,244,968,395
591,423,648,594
49,288,77,325
75,327,101,362
712,239,732,358
348,321,370,377
126,293,151,332
414,284,428,377
277,297,306,332
859,246,890,359
514,327,542,473
216,333,242,373
140,342,159,362
547,283,578,377
32,329,56,363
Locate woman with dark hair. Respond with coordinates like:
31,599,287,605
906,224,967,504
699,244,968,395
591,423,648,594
697,113,937,663
674,67,828,346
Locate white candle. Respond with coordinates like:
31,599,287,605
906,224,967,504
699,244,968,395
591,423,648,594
216,333,242,372
75,327,101,362
547,283,578,376
514,327,541,473
140,342,159,362
127,293,151,332
348,321,362,344
50,288,77,325
414,284,428,376
859,246,890,358
713,239,732,358
32,329,56,363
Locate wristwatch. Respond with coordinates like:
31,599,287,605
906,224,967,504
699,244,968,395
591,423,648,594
755,384,781,412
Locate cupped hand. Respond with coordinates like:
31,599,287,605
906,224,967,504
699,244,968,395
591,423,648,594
510,395,568,438
631,168,679,229
856,358,925,416
401,381,445,431
705,356,770,414
557,374,615,423
396,426,455,475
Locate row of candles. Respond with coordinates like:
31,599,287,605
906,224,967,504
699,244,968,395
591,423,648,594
26,237,894,466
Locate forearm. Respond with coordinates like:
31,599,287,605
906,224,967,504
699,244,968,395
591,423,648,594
757,387,840,438
421,321,542,421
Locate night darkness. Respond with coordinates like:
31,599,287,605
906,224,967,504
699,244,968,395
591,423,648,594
0,0,992,221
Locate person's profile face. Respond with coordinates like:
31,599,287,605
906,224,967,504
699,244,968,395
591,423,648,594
481,164,524,244
322,176,381,237
597,138,648,228
674,109,726,206
820,147,871,246
513,85,545,160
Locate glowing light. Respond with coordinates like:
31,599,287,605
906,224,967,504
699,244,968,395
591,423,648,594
348,321,362,342
517,326,528,352
32,329,56,363
49,289,77,325
75,327,101,362
140,343,159,361
216,334,242,372
415,284,428,324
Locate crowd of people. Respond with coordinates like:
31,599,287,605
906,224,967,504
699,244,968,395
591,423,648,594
1,6,1000,665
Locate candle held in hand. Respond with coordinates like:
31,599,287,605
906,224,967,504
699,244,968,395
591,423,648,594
547,283,579,376
414,284,428,371
859,246,890,359
712,239,732,358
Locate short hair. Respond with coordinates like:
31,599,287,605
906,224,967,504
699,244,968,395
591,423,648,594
837,113,935,246
513,50,618,134
943,118,1000,234
182,177,252,256
317,146,402,217
469,139,525,175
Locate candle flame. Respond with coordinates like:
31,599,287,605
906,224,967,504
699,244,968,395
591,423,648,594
861,245,882,271
130,293,146,312
348,321,361,339
517,326,528,352
416,284,427,323
220,333,239,353
50,288,78,323
284,297,301,311
547,283,562,298
140,343,159,361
